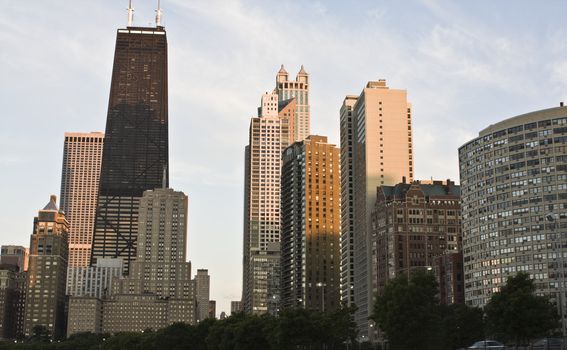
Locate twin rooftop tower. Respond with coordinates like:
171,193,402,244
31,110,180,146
127,0,163,27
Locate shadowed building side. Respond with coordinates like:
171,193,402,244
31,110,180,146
92,26,169,274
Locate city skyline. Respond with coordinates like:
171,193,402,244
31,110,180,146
2,1,567,315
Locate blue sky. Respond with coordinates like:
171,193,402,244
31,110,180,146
1,0,567,315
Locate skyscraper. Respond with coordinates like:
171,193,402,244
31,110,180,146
459,105,567,308
59,132,104,294
274,65,310,142
91,23,169,274
195,269,210,322
281,135,341,312
243,70,304,314
339,96,357,307
24,195,69,339
343,80,413,340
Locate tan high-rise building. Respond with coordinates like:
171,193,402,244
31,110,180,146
275,65,310,142
59,132,104,296
243,79,300,315
24,195,69,340
343,80,413,340
281,135,341,312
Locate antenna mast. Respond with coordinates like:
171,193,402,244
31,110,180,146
127,0,134,27
155,0,163,27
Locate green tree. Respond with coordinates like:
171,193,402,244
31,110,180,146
372,270,444,350
441,303,484,350
485,272,559,345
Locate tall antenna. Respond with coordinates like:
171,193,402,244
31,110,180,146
127,0,134,27
155,0,162,27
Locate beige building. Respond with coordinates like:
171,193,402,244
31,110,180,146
281,135,341,312
275,65,310,142
68,188,198,336
343,80,413,340
195,269,210,322
66,297,102,336
24,195,69,339
59,132,104,295
243,81,299,314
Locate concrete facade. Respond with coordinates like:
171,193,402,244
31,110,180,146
344,80,413,340
243,78,300,314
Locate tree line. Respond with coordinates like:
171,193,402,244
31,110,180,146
0,271,559,350
372,271,559,350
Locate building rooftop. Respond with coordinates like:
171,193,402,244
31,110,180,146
479,104,567,137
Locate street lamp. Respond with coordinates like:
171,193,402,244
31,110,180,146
547,212,566,347
316,282,326,313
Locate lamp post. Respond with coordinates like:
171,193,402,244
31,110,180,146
547,213,566,348
316,282,326,313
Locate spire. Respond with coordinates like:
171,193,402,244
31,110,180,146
277,64,288,83
155,0,163,27
296,65,308,84
298,64,308,75
42,195,58,211
127,0,134,27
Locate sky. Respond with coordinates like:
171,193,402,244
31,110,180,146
1,0,567,315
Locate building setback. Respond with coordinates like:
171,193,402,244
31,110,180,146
24,195,69,339
281,135,341,312
68,188,197,336
60,132,104,295
459,105,567,307
243,72,303,315
372,180,462,297
344,80,413,340
92,24,169,274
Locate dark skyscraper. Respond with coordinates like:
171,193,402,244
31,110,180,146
92,24,169,273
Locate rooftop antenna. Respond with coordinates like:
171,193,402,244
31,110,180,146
127,0,134,27
155,0,163,27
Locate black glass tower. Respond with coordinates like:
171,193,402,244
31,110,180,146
92,26,169,273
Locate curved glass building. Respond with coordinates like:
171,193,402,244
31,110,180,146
459,105,567,307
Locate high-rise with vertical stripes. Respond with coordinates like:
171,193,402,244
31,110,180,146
341,80,413,341
60,132,104,294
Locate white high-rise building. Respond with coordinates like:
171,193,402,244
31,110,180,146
243,67,308,314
